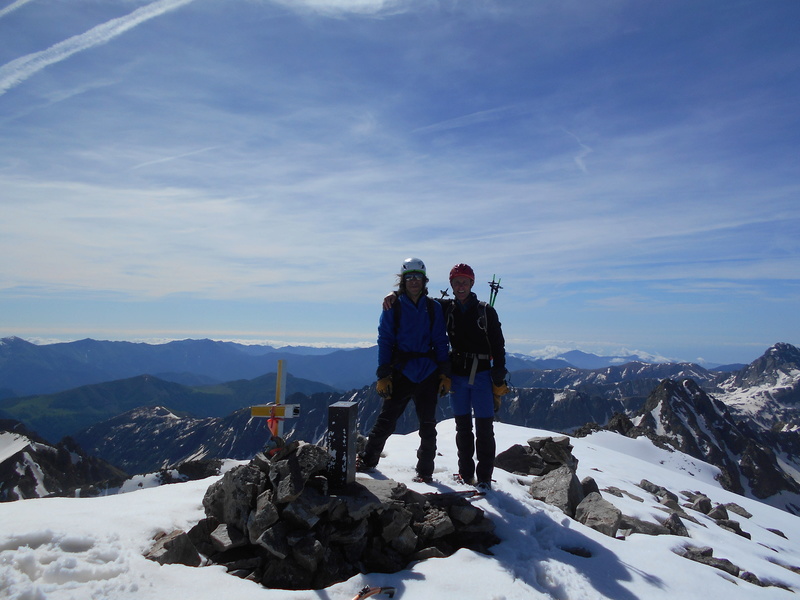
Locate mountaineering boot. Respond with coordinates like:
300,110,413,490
355,453,377,473
454,414,475,484
453,473,475,485
475,417,496,486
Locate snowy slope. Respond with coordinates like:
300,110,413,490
718,367,800,429
2,420,800,600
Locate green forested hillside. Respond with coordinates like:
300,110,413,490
0,373,336,443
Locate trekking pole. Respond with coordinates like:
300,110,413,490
488,275,503,307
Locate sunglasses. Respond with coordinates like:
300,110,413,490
404,272,425,281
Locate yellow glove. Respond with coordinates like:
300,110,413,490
376,377,392,399
493,382,509,413
438,374,452,397
493,382,509,396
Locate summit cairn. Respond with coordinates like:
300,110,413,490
146,439,498,590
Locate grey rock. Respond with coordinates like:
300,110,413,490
716,519,751,539
246,490,279,544
680,545,741,576
496,437,579,476
254,521,290,559
529,465,585,517
619,515,670,536
417,507,456,540
724,502,753,519
689,495,712,514
289,534,324,573
581,476,600,497
575,492,622,537
202,464,268,533
662,512,689,537
210,523,248,553
145,530,202,567
707,504,729,520
767,528,787,539
639,479,678,503
389,525,419,555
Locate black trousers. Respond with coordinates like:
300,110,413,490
362,371,439,478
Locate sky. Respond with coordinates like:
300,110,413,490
3,420,800,599
1,0,799,366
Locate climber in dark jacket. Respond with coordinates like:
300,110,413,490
444,263,507,491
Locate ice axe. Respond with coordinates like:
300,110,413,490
488,274,502,307
352,585,397,600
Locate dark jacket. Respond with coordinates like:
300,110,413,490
441,293,506,381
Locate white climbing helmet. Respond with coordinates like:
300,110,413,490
401,257,426,276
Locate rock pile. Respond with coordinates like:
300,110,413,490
145,440,498,590
496,435,624,537
494,435,796,590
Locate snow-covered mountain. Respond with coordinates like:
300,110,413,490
510,361,719,391
717,342,800,431
0,420,126,501
5,342,800,513
3,421,800,600
631,378,800,508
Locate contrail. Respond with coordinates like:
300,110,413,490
0,0,197,96
412,105,524,134
0,0,36,20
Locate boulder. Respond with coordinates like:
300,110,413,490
528,465,585,517
679,545,741,576
145,530,202,567
496,436,578,476
575,492,622,537
662,513,689,537
618,515,670,537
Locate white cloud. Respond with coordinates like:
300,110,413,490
268,0,409,17
0,0,35,19
0,0,198,96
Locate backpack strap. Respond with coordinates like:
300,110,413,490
448,300,494,384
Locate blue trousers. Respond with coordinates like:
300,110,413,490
450,371,495,483
450,371,494,419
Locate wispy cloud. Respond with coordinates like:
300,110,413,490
270,0,408,17
131,146,223,170
0,0,35,20
0,0,197,96
412,105,526,134
563,129,593,173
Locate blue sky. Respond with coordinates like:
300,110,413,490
1,0,798,365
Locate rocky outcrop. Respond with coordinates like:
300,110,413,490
496,436,625,538
573,378,800,505
0,420,127,501
145,439,498,589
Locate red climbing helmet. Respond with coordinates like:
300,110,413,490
449,263,475,282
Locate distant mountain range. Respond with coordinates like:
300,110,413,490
0,336,741,400
0,371,337,444
0,336,376,396
2,336,799,512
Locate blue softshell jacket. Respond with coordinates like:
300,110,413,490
377,293,449,383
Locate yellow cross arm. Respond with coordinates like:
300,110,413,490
250,404,300,418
